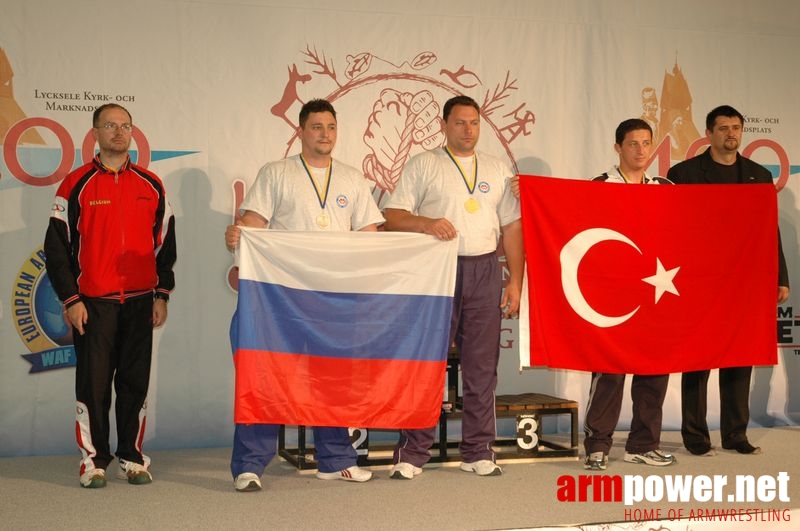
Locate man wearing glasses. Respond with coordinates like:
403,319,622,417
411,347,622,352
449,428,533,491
44,103,177,488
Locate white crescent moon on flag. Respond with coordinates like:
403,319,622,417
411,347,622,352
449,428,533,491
560,228,641,328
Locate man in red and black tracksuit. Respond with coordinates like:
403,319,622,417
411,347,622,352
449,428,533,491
44,103,176,488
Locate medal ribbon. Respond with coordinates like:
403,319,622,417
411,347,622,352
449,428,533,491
617,165,647,184
299,154,332,209
444,147,478,194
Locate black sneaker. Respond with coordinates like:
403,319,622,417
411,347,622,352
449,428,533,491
723,441,762,455
686,444,715,456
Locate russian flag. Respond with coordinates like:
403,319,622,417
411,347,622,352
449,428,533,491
233,229,458,429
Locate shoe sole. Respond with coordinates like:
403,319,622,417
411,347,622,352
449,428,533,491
623,456,674,466
80,478,107,488
118,470,152,484
116,469,152,484
722,446,762,455
583,463,607,471
389,465,422,480
235,481,262,492
316,472,372,482
687,448,716,456
460,464,502,476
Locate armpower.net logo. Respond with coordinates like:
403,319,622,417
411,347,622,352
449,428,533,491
556,472,792,523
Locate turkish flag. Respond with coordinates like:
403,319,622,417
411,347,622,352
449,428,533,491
519,175,778,375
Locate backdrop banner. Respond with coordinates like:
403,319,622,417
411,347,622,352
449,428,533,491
2,0,799,456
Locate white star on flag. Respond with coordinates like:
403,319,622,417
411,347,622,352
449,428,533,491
641,258,680,303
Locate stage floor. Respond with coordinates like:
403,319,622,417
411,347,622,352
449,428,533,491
1,427,798,530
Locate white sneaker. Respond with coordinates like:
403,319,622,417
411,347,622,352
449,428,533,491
234,472,262,492
460,459,502,476
79,468,106,488
389,462,423,480
623,449,675,467
584,451,608,470
116,459,152,484
316,465,372,482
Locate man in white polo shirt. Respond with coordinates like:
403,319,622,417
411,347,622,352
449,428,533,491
383,95,524,479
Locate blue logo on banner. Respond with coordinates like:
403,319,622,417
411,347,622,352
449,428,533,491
21,346,76,373
12,247,77,373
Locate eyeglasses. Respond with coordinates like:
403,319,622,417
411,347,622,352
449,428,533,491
97,122,133,132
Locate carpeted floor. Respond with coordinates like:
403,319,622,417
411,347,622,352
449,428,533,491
1,427,798,530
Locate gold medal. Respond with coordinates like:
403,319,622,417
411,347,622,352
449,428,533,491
316,212,330,228
444,147,481,214
464,197,480,213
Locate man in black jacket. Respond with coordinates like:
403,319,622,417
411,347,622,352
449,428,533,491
667,104,790,456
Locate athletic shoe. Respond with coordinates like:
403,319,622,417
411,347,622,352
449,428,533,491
623,449,675,466
316,465,372,482
459,459,502,476
116,459,153,484
79,468,107,489
583,451,608,470
723,441,762,455
234,472,262,492
389,462,423,480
